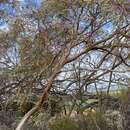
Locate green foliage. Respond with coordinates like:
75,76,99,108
81,111,112,130
5,94,37,116
0,0,8,3
44,0,68,16
118,88,129,104
49,117,79,130
17,35,54,77
49,111,115,130
32,112,51,129
49,96,63,116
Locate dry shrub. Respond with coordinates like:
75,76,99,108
49,110,118,130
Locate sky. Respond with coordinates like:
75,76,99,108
0,0,41,29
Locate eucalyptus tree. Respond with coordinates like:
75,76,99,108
0,0,130,130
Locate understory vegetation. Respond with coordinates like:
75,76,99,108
0,89,127,130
